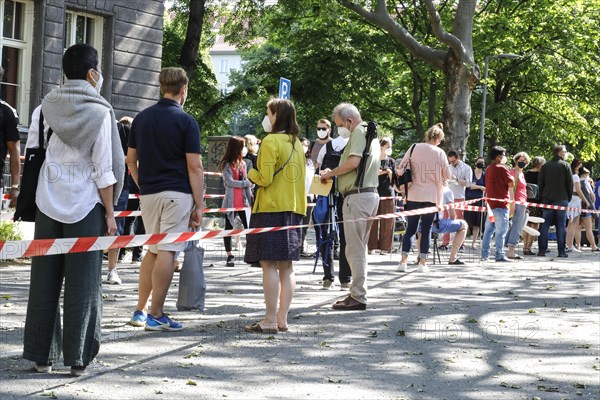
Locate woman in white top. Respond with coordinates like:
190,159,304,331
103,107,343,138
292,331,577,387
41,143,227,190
22,44,123,377
565,159,589,252
574,167,599,251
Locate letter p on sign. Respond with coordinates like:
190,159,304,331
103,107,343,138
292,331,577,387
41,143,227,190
279,77,291,99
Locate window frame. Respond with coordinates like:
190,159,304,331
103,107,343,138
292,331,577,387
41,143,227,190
64,9,104,62
0,0,33,126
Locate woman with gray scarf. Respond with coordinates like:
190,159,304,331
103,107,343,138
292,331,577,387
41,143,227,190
23,44,124,377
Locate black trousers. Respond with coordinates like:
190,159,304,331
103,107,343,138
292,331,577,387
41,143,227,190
224,211,248,252
119,198,145,259
23,204,105,367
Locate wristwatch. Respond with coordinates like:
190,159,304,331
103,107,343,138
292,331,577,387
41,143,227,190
10,184,20,190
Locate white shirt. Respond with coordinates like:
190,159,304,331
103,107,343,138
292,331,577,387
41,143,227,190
449,160,472,199
28,106,117,223
316,136,350,166
439,185,454,219
572,174,580,193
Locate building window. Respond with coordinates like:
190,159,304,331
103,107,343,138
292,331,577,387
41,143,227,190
64,10,104,61
219,82,228,95
220,59,229,74
1,0,33,126
2,0,24,40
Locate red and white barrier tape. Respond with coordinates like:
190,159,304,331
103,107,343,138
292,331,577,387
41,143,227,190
484,197,600,214
0,199,480,259
128,193,225,200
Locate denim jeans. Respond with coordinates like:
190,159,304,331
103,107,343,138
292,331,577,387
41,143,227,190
538,200,569,255
505,204,528,247
481,207,510,260
401,201,436,260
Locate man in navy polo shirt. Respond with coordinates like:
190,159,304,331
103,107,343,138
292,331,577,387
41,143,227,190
126,67,204,331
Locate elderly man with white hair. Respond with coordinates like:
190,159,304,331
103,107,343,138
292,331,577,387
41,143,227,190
320,103,380,310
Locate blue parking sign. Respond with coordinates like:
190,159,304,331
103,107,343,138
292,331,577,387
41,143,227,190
279,77,291,99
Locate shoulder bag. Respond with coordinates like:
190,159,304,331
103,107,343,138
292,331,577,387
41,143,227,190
14,111,53,222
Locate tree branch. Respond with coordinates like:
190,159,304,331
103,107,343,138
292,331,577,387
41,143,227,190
339,0,446,69
423,0,468,62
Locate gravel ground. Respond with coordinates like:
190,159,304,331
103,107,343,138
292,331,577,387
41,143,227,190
0,231,599,399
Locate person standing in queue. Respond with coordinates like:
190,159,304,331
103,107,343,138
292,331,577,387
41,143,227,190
244,99,306,334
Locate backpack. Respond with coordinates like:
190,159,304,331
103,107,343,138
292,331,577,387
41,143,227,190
312,195,329,224
321,140,344,171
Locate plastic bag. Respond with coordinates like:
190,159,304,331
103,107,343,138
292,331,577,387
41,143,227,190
176,240,206,311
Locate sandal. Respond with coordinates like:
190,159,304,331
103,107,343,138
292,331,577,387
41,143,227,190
244,322,278,334
278,325,289,332
508,255,523,260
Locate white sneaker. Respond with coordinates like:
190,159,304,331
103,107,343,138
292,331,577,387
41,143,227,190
399,262,408,272
566,247,581,253
106,269,122,285
417,264,430,273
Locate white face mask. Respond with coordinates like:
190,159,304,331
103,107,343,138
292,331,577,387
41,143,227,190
337,127,351,139
241,147,248,157
303,145,309,154
317,129,329,139
385,148,392,156
262,115,272,133
92,70,103,94
501,155,508,165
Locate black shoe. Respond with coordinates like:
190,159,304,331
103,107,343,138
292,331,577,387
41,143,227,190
226,255,235,267
448,259,465,265
438,245,448,251
132,255,142,263
537,251,546,257
557,253,568,258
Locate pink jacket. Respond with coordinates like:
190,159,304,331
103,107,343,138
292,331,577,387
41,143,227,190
399,143,452,205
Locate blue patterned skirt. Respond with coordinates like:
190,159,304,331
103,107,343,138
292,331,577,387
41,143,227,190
244,212,304,263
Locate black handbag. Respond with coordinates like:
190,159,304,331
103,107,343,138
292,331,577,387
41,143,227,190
14,111,52,222
396,143,417,186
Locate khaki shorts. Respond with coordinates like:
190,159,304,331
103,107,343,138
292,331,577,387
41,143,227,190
140,191,194,253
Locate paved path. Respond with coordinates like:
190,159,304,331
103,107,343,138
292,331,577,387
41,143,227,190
0,236,599,399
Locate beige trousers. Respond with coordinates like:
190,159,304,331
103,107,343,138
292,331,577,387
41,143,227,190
343,192,379,304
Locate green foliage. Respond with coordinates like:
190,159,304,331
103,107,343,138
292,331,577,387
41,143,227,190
162,1,222,139
166,0,599,172
0,221,23,241
471,0,600,166
221,0,444,147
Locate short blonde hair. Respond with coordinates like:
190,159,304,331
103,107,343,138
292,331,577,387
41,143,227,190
424,123,444,142
159,67,188,96
513,151,531,164
244,134,260,154
317,118,331,128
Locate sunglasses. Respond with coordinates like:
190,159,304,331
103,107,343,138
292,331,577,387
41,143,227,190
317,127,328,131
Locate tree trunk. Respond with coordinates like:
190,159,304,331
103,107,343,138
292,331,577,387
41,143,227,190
428,76,437,128
441,53,473,155
179,0,207,76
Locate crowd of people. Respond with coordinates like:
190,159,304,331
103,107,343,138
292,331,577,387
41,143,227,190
1,44,599,376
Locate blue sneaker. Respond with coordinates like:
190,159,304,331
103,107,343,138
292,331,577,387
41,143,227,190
145,313,183,331
129,310,147,327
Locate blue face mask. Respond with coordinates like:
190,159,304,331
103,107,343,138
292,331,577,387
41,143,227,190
517,161,527,169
